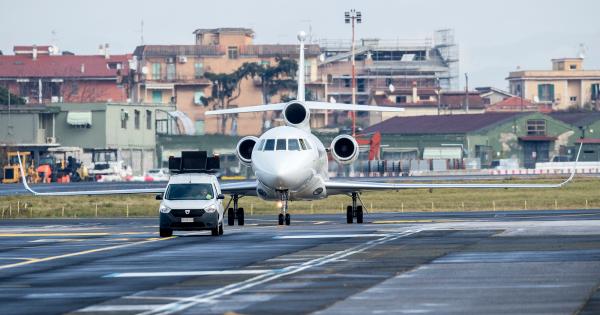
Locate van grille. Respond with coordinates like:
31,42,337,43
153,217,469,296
170,209,205,217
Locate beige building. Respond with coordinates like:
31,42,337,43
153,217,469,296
507,58,600,110
132,28,325,136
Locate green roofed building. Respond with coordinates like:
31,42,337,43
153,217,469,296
362,112,592,168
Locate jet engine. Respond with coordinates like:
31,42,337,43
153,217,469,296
236,136,259,167
282,101,310,128
330,135,359,164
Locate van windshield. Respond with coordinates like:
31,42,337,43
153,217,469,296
165,183,214,200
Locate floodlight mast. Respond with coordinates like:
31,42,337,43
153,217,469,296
345,9,361,137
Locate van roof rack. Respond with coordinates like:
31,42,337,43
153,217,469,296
168,150,220,174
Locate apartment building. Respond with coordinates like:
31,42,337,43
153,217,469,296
507,58,600,110
132,28,324,136
0,45,131,104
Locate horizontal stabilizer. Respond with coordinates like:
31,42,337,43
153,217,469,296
205,101,404,115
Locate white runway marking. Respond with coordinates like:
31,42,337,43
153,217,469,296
105,270,271,278
275,234,388,239
131,229,419,315
78,305,160,312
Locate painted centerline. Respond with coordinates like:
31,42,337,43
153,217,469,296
105,270,271,278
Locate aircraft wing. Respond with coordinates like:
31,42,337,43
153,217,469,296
220,180,258,196
324,175,574,195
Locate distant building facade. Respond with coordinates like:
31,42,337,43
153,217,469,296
132,28,325,136
0,45,131,104
507,58,600,110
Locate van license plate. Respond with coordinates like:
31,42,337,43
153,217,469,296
181,218,194,223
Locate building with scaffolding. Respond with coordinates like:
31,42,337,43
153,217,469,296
318,29,459,123
318,29,459,109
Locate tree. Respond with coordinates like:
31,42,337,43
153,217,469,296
242,57,298,131
201,69,246,134
0,86,25,105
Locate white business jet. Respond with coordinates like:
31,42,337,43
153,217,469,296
20,31,581,226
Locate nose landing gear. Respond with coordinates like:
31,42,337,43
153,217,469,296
278,191,291,226
227,194,244,226
346,192,364,224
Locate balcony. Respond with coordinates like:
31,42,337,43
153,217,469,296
144,74,211,86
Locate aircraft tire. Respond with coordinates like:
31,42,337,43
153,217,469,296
356,206,364,224
278,213,284,225
228,208,235,226
285,213,291,225
238,208,245,226
346,206,353,224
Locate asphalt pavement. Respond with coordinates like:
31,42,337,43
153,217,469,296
1,210,600,314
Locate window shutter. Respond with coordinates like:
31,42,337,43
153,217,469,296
549,84,555,101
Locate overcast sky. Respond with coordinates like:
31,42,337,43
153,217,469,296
1,0,598,89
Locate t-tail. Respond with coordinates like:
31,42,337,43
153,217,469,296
205,30,405,131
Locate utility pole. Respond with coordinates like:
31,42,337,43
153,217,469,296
464,73,469,113
345,9,362,137
436,78,441,115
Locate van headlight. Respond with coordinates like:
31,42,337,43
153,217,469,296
159,205,171,213
205,204,217,213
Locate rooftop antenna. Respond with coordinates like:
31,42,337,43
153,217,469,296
140,19,145,45
578,43,587,59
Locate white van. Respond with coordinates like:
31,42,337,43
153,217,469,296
156,173,225,237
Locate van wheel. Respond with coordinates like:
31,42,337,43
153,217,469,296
237,208,245,226
227,208,235,226
211,225,219,236
159,228,172,237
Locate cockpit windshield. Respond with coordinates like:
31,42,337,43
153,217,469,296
258,138,312,151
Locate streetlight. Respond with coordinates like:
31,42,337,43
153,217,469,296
345,9,361,137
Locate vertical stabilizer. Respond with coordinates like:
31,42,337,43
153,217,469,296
297,31,306,101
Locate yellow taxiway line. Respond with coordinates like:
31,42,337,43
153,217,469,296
0,236,174,270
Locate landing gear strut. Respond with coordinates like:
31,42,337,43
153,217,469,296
278,191,290,226
227,194,244,226
346,192,364,224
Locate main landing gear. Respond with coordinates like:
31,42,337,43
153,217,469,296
346,192,364,224
278,191,291,226
227,194,244,226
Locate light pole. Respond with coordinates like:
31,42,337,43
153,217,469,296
464,73,469,113
345,9,361,137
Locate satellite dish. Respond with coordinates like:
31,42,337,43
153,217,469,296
329,96,337,103
533,96,540,103
141,66,148,74
319,53,325,62
388,84,395,92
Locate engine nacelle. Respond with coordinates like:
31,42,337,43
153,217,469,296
283,101,310,129
330,135,359,164
236,136,259,167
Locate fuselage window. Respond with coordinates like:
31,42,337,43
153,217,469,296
276,139,287,151
299,139,307,150
288,139,300,151
264,139,275,151
302,139,312,150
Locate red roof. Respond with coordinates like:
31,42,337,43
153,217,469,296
487,96,552,113
576,138,600,144
0,54,130,78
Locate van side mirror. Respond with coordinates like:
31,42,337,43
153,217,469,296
217,194,225,200
155,193,163,200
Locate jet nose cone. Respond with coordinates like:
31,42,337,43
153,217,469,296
261,159,312,191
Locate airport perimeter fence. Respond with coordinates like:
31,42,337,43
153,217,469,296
1,196,598,219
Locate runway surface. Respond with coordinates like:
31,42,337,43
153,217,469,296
1,210,600,314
